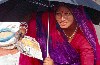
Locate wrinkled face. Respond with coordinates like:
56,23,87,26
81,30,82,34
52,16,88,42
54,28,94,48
55,6,74,28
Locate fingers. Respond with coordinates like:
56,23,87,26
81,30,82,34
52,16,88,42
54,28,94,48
43,63,48,65
43,57,54,65
43,58,50,65
44,57,51,62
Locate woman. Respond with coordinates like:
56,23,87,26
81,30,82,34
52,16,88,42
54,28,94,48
43,4,96,65
19,3,99,65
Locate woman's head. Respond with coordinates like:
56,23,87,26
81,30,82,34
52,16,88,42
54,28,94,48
55,4,76,29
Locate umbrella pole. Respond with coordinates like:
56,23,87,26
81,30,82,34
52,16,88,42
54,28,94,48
47,14,49,57
47,1,50,57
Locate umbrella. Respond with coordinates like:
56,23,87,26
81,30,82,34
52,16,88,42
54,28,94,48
49,0,100,11
25,0,100,25
0,0,99,22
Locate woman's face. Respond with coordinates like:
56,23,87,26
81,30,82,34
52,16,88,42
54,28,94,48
55,6,74,28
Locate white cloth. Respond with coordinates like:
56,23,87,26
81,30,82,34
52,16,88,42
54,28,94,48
0,52,20,65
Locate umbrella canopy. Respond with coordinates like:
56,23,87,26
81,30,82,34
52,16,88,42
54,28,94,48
0,0,100,11
26,0,100,25
49,0,100,11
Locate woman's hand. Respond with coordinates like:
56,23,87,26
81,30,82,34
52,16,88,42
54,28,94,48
43,55,54,65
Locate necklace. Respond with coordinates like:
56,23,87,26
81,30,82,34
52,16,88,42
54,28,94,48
63,26,78,39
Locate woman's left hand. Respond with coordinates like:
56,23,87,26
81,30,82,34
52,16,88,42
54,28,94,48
43,56,54,65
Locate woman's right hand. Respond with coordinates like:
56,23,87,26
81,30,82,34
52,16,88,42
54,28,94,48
43,55,54,65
